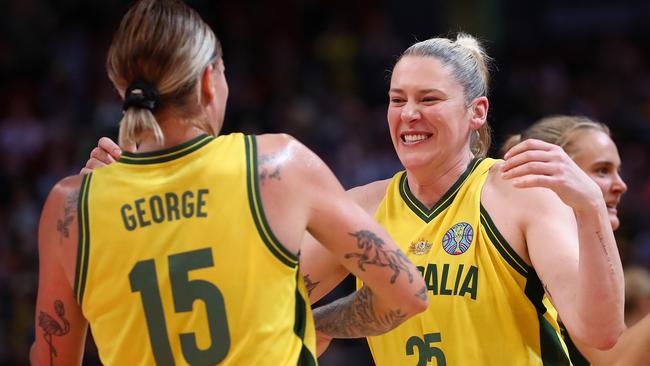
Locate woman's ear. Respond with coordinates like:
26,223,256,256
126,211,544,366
200,63,216,105
470,96,489,130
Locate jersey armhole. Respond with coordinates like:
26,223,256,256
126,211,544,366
73,173,92,306
479,204,530,277
244,135,299,268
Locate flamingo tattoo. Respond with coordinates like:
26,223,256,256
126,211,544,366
38,300,70,366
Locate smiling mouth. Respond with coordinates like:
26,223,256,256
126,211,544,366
401,133,432,144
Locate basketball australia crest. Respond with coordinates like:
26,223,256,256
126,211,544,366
442,222,474,255
409,239,433,255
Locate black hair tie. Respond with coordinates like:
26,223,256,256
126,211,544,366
122,80,160,112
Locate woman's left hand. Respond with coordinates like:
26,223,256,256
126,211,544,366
501,138,603,211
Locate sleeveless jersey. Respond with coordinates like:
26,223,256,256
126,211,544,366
360,158,571,365
74,133,316,365
544,297,590,366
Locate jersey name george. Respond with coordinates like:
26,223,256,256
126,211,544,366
75,134,316,365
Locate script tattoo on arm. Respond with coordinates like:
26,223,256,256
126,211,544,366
345,230,413,284
38,300,71,366
56,190,78,241
596,230,616,275
313,286,406,338
303,274,320,297
258,152,282,182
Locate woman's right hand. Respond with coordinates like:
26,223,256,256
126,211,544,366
501,138,604,212
79,137,123,175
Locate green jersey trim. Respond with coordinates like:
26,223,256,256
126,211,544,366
295,272,317,366
480,204,530,277
399,158,482,223
74,173,92,305
244,135,299,268
525,271,572,365
119,134,214,164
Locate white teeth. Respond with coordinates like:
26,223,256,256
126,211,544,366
403,134,429,143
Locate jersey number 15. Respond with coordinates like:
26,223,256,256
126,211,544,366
129,247,230,365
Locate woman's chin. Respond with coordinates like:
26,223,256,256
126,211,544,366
397,149,438,170
399,157,432,172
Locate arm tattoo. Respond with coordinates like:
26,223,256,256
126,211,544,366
56,190,78,240
258,152,283,182
313,286,406,338
303,274,320,297
596,230,615,275
345,230,413,284
38,300,71,366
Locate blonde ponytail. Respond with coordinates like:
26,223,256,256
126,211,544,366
119,109,164,147
107,0,220,147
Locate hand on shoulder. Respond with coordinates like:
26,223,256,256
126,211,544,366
501,138,604,211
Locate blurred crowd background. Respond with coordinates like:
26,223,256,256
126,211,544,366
1,0,650,365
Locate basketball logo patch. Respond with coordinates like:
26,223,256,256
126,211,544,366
442,222,473,255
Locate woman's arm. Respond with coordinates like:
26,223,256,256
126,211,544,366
31,177,89,365
502,139,625,349
300,180,389,304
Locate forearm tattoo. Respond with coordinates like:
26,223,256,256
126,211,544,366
596,230,616,276
313,286,406,338
258,151,283,182
303,274,320,297
38,300,71,366
345,230,413,284
56,190,78,241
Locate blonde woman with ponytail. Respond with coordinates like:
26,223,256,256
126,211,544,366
503,116,650,366
30,1,429,364
85,32,625,364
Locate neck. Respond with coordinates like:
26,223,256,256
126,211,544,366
406,152,474,208
136,117,209,153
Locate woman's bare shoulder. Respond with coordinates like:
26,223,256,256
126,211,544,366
485,162,566,214
346,179,392,214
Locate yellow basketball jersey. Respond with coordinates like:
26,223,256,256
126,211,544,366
360,158,571,365
74,133,316,365
544,297,590,366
